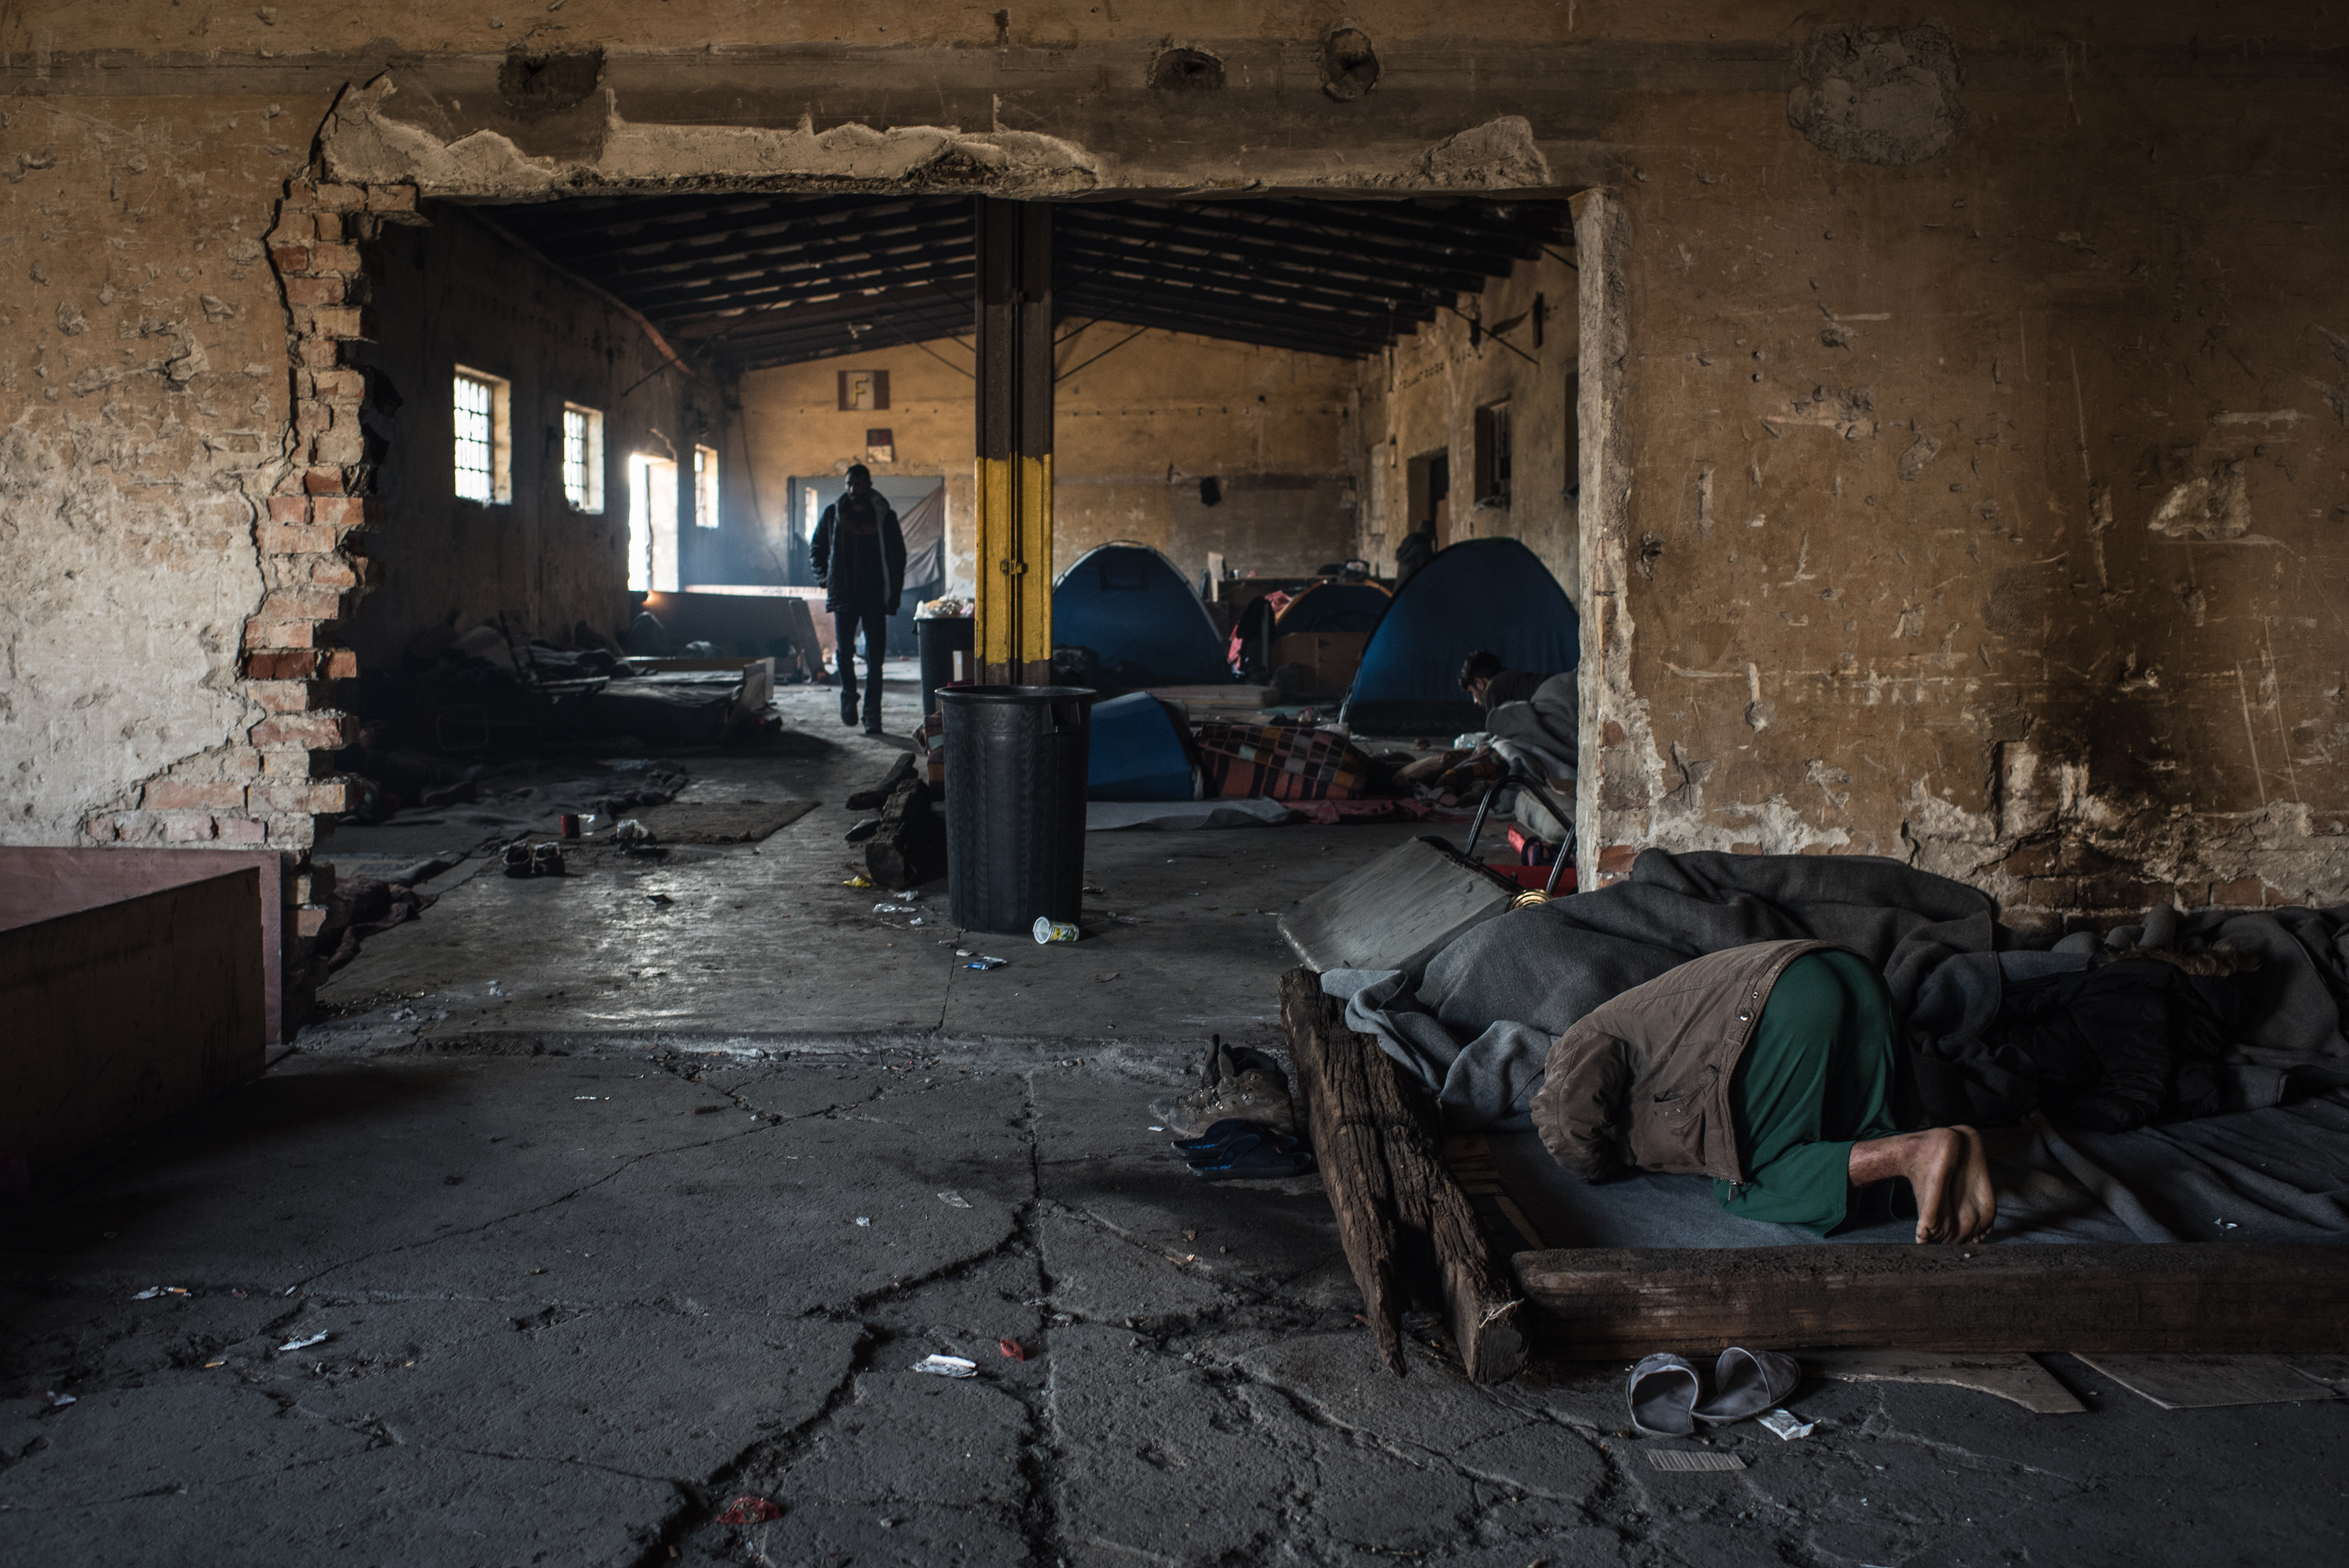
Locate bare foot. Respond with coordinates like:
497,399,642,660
1848,1127,1998,1244
1907,1128,1965,1243
1947,1125,1996,1243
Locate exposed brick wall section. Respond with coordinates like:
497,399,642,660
228,178,419,849
88,177,426,1028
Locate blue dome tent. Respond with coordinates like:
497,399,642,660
1087,692,1199,800
1340,538,1579,736
1052,542,1231,687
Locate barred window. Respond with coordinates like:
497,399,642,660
453,367,511,504
563,404,605,513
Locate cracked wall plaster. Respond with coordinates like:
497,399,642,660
322,75,1111,199
1789,22,1971,167
7,10,2348,898
321,72,1556,202
0,103,304,846
1590,48,2349,911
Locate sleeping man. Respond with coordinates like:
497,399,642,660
1530,938,1997,1243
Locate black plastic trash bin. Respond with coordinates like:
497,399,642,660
916,615,975,721
940,685,1094,935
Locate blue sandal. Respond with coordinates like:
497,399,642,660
1186,1134,1314,1181
1171,1118,1271,1154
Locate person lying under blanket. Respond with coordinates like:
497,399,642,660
1531,938,1996,1244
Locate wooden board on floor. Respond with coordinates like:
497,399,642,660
1514,1245,2349,1358
2074,1353,2345,1410
1802,1348,2086,1414
1283,968,1526,1384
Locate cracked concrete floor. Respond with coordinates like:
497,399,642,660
7,679,2348,1565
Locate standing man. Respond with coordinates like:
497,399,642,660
811,464,906,733
1393,516,1436,586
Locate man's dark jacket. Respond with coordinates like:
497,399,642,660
811,490,908,613
1394,528,1436,583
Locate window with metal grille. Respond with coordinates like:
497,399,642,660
453,367,511,504
693,444,719,528
563,404,604,512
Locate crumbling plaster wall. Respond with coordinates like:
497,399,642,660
1051,323,1358,584
0,94,323,848
1580,29,2349,916
1356,248,1582,595
7,5,2345,924
734,325,1355,596
342,204,709,670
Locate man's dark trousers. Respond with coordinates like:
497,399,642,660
835,610,888,730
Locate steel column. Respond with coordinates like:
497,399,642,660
973,198,1054,686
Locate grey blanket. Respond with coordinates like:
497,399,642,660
1482,672,1581,780
1327,848,2349,1133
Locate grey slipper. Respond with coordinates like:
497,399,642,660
1693,1346,1801,1426
1627,1353,1702,1437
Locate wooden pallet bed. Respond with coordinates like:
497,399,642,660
1279,968,2349,1384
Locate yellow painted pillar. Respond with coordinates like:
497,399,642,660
973,198,1054,685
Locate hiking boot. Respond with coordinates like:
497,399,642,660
1150,1037,1295,1138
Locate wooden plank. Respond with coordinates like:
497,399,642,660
1283,967,1406,1375
1395,1120,1529,1385
1283,968,1527,1384
1515,1245,2349,1357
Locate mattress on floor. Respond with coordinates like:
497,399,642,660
1489,1087,2349,1249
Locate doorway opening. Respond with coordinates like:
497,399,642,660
325,187,1586,795
625,453,679,593
1406,450,1452,549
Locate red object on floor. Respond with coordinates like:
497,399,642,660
717,1496,782,1524
999,1337,1028,1361
1506,824,1558,865
1488,861,1577,893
